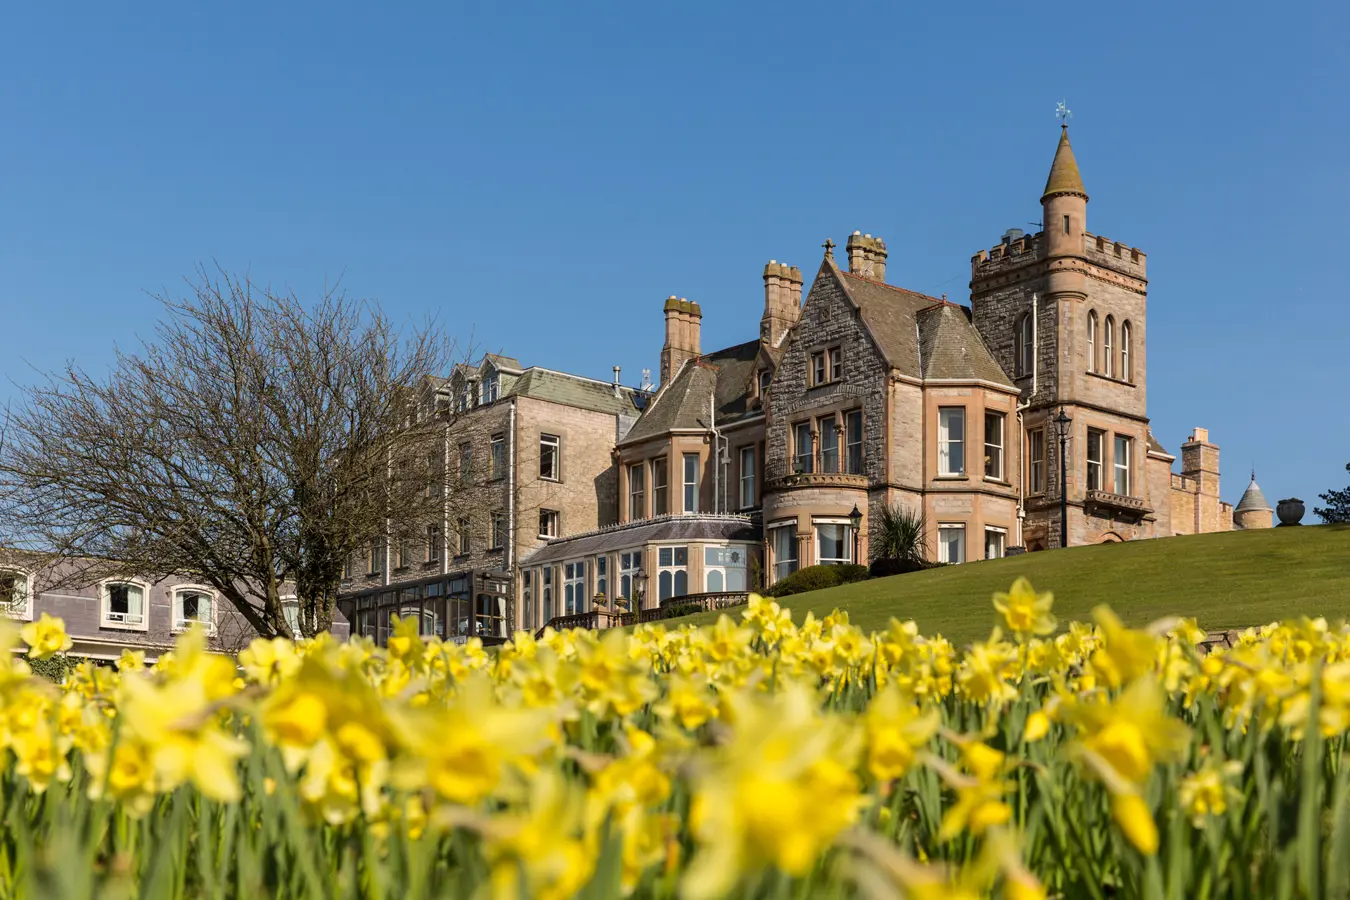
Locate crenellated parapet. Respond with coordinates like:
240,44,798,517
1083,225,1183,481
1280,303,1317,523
1083,232,1147,278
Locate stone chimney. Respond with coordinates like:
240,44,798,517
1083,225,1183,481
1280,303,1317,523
759,261,802,348
845,232,888,281
1180,427,1220,497
659,296,702,384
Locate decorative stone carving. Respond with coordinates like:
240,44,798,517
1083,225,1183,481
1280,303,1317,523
1276,498,1305,527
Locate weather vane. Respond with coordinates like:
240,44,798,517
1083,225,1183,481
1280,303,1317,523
1055,100,1073,125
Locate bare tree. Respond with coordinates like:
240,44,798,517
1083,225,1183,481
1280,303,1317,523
0,267,469,638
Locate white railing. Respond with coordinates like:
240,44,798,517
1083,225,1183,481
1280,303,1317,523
106,610,145,626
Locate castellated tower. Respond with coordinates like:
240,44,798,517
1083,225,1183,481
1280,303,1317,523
969,126,1156,549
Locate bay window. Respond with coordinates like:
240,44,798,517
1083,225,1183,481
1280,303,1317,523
704,546,747,592
652,457,669,516
815,520,852,566
984,412,1004,480
938,524,966,564
770,525,798,584
628,463,645,519
793,422,814,474
938,407,965,476
845,410,864,474
657,546,689,602
683,453,700,513
739,446,756,509
819,415,839,473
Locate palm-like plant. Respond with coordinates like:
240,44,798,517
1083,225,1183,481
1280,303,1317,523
875,502,928,563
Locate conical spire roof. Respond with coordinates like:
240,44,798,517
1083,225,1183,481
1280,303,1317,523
1042,125,1088,202
1235,474,1272,513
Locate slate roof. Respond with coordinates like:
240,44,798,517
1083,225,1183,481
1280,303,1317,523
915,303,1015,386
522,515,762,567
1146,430,1172,457
1235,477,1272,513
620,340,760,445
511,368,641,416
483,353,523,372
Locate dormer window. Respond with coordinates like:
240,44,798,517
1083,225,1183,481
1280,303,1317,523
758,370,771,396
480,371,500,404
0,569,32,620
172,586,215,632
102,580,148,630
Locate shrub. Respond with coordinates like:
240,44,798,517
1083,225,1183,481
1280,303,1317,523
868,557,943,578
766,563,870,598
661,601,705,620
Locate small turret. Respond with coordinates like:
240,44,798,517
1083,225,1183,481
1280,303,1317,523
1041,125,1089,260
1234,472,1274,530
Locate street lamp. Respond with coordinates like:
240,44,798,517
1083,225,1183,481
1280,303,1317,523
634,568,648,609
848,504,863,565
1053,408,1073,550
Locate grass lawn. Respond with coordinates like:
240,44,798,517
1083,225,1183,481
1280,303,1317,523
668,525,1350,647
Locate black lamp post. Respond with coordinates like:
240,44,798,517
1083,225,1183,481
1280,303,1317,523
1053,408,1073,549
635,568,648,609
848,504,863,565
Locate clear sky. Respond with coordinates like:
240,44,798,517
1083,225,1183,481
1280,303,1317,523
2,1,1347,512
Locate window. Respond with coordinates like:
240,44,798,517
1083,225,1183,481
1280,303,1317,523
343,553,354,580
1029,430,1046,494
793,422,814,473
542,567,554,621
1086,429,1105,492
652,457,669,516
1015,314,1034,378
456,382,471,412
683,454,700,513
489,511,505,550
596,555,608,599
828,346,843,382
1114,435,1133,496
103,581,147,629
539,509,559,539
704,546,747,592
563,561,586,615
397,534,415,569
172,587,213,632
771,525,798,584
539,434,560,481
522,571,533,631
815,522,853,566
984,527,1006,560
758,370,771,396
490,434,505,480
0,569,31,619
1121,321,1132,382
656,546,689,602
282,597,301,636
480,371,499,404
1063,214,1070,234
459,442,472,479
811,351,826,386
938,407,965,476
816,415,838,473
457,517,470,556
427,523,442,563
369,539,384,575
845,410,864,474
628,463,646,519
938,524,966,564
620,551,642,605
424,452,439,500
984,412,1004,480
739,446,756,509
1087,310,1098,373
1103,315,1115,378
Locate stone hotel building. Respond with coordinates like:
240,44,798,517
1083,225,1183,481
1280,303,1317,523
336,126,1269,642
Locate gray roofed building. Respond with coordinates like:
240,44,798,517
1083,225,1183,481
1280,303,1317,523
916,303,1015,386
619,340,759,445
522,514,760,567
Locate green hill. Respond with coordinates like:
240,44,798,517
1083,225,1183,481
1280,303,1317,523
673,525,1350,647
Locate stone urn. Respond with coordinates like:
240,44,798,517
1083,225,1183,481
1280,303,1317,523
1276,498,1305,526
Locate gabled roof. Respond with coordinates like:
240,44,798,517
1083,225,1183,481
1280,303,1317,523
916,303,1015,386
483,353,523,373
1146,430,1173,458
620,340,760,445
831,264,939,378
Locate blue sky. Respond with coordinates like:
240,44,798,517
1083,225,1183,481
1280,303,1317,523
2,1,1347,511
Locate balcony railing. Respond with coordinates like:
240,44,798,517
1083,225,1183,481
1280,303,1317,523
1083,489,1151,516
533,592,750,639
767,471,868,492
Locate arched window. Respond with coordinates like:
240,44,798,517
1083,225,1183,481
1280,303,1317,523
172,585,216,633
0,568,33,620
1121,321,1132,382
1014,314,1034,377
1086,311,1098,373
1103,315,1115,378
101,579,150,630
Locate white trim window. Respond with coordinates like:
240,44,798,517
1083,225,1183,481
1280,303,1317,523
1114,435,1133,496
770,524,798,584
984,412,1004,480
828,346,843,382
0,568,33,620
652,457,669,516
369,539,384,575
845,410,864,474
793,422,814,474
172,586,215,633
1087,310,1098,373
489,511,505,550
814,520,853,566
683,453,700,514
938,524,966,564
1121,321,1133,382
984,527,1006,560
542,567,554,621
596,555,608,599
480,370,500,404
656,546,689,602
490,434,505,481
811,350,826,386
619,551,642,605
704,545,747,592
539,433,561,481
819,415,839,473
281,596,301,636
1086,429,1105,492
427,523,442,563
1104,315,1115,378
539,509,560,539
938,407,965,476
563,561,586,615
102,580,149,630
628,463,646,520
739,446,756,509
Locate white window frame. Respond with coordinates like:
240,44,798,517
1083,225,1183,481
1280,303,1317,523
769,522,799,585
280,595,301,637
845,409,864,474
427,523,442,563
0,568,34,620
1103,316,1115,378
814,518,854,567
1121,321,1132,382
984,527,1007,561
937,524,966,565
1087,310,1098,373
938,407,965,476
539,433,561,481
656,545,689,602
682,453,700,514
1114,435,1133,496
480,370,500,404
739,446,756,509
704,545,748,593
811,351,826,386
984,412,1004,480
628,463,646,520
828,346,843,382
1086,429,1105,492
619,550,643,605
563,560,587,615
171,584,217,633
490,434,505,481
489,511,505,550
539,509,560,539
100,578,151,631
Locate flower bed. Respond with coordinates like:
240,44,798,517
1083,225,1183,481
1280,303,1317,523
1,579,1348,898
